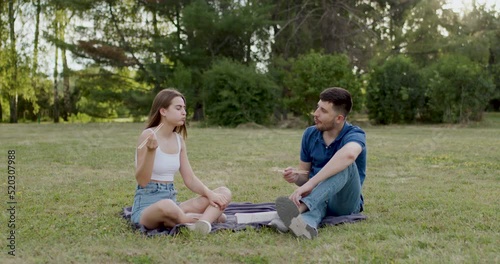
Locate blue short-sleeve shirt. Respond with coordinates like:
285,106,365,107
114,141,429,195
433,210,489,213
300,122,367,186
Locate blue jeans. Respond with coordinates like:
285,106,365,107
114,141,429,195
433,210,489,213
300,163,362,228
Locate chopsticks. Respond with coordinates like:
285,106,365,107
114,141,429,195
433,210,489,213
137,123,164,149
272,168,310,175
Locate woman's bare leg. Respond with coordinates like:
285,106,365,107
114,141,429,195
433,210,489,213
180,186,232,223
140,199,196,229
199,186,232,222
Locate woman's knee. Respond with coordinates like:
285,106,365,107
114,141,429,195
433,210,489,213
156,199,180,216
214,186,232,200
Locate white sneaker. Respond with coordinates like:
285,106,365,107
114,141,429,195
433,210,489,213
185,223,196,231
192,220,211,235
275,196,318,239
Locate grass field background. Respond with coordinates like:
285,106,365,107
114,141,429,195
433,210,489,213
0,113,499,263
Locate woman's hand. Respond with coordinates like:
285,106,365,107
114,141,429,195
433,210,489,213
207,191,230,211
145,132,158,151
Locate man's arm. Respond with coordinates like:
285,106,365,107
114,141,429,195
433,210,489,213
295,161,311,186
308,142,362,186
289,142,362,205
282,161,311,186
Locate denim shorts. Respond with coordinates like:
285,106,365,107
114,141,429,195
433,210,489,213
131,182,177,225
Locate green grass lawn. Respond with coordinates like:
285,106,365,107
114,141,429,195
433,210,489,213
1,113,499,263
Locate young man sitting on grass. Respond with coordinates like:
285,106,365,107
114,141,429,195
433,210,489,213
274,87,367,239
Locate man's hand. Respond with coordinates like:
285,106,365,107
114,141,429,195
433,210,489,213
289,181,314,207
282,167,299,183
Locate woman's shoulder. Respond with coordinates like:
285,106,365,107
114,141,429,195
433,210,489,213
174,132,185,145
139,128,153,137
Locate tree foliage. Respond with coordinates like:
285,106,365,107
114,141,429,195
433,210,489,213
0,0,499,124
285,51,361,122
366,55,424,124
421,55,495,123
202,59,278,127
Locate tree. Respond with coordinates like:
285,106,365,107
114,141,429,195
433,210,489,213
269,0,379,70
268,0,380,121
202,58,278,127
0,0,37,122
59,8,74,121
421,55,495,123
450,5,500,111
266,55,291,121
412,1,454,64
74,66,137,119
366,55,424,124
51,7,61,122
489,34,500,111
31,0,41,121
7,0,18,123
284,51,361,122
0,0,7,121
177,0,274,120
373,0,422,54
5,0,496,125
0,0,5,121
49,0,183,119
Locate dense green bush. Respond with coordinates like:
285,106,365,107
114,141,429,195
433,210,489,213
202,59,278,127
421,55,495,123
76,67,143,119
487,63,500,111
266,56,290,121
284,51,361,121
366,55,424,124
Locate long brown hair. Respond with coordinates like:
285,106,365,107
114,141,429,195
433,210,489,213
146,88,187,139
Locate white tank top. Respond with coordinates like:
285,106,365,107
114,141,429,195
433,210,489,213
136,130,181,182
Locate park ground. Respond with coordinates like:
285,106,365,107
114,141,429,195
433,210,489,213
0,113,498,263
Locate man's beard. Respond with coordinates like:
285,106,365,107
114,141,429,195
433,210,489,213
316,121,335,131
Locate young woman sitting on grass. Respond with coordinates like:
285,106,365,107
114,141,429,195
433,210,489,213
131,88,231,234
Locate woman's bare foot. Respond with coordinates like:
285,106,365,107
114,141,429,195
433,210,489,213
217,213,227,223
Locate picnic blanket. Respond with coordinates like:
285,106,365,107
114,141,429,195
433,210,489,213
121,202,367,236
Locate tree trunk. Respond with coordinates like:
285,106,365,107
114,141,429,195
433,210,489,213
245,34,251,65
57,9,71,121
0,0,3,122
0,1,4,46
53,16,59,123
175,3,181,60
32,0,41,117
33,0,41,66
152,7,162,91
192,102,204,121
53,57,59,123
62,46,70,121
9,96,17,123
8,0,17,123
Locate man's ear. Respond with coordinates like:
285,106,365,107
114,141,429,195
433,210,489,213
336,114,345,123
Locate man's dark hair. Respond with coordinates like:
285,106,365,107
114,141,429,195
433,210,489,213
319,87,352,117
